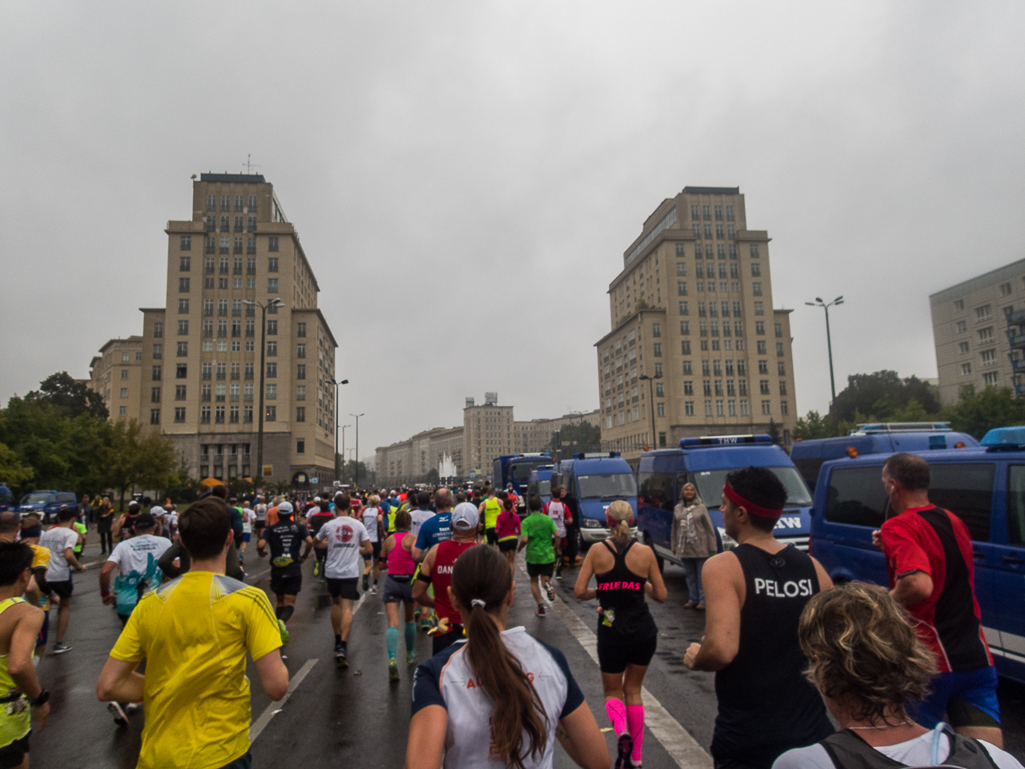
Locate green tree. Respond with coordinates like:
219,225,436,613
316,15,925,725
829,371,940,424
792,411,840,440
551,421,602,459
105,420,178,510
26,371,108,419
0,443,34,488
942,385,1025,439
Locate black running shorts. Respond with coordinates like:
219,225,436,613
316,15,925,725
326,577,359,601
596,625,657,674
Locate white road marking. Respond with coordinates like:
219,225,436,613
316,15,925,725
250,658,319,744
518,560,713,769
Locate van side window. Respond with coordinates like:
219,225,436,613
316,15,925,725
825,467,888,527
929,464,993,542
1006,466,1025,547
639,472,675,511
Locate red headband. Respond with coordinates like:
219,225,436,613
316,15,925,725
722,482,783,519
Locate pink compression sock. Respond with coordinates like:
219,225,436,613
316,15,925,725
605,698,627,736
626,704,645,764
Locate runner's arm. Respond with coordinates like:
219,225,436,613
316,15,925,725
891,570,932,606
9,608,47,732
96,657,145,704
254,649,289,700
405,705,447,769
301,536,314,560
413,549,435,608
557,701,610,769
359,536,373,556
684,554,741,671
573,548,597,601
99,561,118,605
644,548,668,603
63,546,84,572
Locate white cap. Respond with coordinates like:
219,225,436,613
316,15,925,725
451,502,479,531
278,501,294,514
149,506,165,517
314,496,321,503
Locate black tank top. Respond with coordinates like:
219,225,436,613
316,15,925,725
711,543,834,769
594,540,657,641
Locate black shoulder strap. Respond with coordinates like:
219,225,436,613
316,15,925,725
600,540,616,556
820,730,907,769
944,727,1002,769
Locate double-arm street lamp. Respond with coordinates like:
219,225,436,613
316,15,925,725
243,297,282,491
332,379,349,482
805,296,844,403
638,373,662,450
350,413,364,489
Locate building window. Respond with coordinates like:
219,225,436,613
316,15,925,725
757,341,767,354
150,365,161,381
214,406,225,424
751,262,761,277
265,405,276,422
119,387,128,398
297,322,306,337
750,244,760,258
296,364,305,380
265,320,277,336
268,278,278,293
1002,282,1012,297
268,237,279,252
175,320,187,336
761,400,771,415
174,407,185,423
200,406,210,424
978,327,993,343
654,363,662,377
678,281,687,296
983,371,999,386
179,278,190,293
704,400,713,417
652,323,661,338
976,305,992,321
297,438,305,454
679,301,689,315
266,384,276,400
676,262,687,276
267,341,277,356
961,362,972,375
753,301,764,316
297,343,306,359
264,362,276,379
655,382,664,397
296,385,305,401
954,299,965,310
176,341,188,357
755,322,765,335
752,282,762,296
176,363,187,379
268,257,279,273
779,381,788,396
682,340,691,355
149,409,160,425
296,407,306,422
219,237,230,254
981,349,996,366
656,403,665,418
956,320,967,333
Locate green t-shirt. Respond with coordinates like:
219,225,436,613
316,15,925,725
521,513,557,565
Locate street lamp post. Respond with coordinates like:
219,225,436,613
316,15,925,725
639,374,661,449
350,413,364,489
805,296,845,403
340,424,351,483
243,298,282,491
332,379,349,482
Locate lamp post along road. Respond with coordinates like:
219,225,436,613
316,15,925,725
350,413,364,489
340,424,351,484
332,379,349,482
805,296,844,403
244,298,282,491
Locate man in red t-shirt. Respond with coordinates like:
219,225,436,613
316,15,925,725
873,452,1002,747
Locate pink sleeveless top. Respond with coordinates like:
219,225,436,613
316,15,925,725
388,532,417,576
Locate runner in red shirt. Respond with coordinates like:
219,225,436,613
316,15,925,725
873,452,1002,747
413,503,479,656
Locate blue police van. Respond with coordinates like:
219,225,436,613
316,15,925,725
526,465,554,509
637,434,813,571
17,490,78,523
790,422,978,493
0,486,13,513
494,453,553,514
553,453,638,549
808,426,1025,685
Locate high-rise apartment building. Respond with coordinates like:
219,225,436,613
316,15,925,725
595,187,797,457
463,395,514,476
930,258,1025,406
89,173,338,485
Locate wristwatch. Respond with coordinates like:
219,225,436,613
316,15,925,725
28,690,49,707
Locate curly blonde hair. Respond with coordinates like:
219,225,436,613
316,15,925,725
799,581,936,724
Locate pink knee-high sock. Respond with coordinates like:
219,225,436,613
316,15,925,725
626,704,645,764
605,698,627,736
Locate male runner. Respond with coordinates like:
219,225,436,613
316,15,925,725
254,495,268,540
258,502,313,625
412,489,455,561
38,507,85,655
543,489,570,578
684,466,834,769
316,498,371,667
410,491,436,541
0,542,50,768
519,495,558,614
413,503,479,655
478,487,502,546
239,501,256,565
361,496,384,593
306,499,335,580
1,515,48,664
98,511,172,725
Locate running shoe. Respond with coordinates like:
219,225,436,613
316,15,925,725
52,642,72,655
546,583,555,602
108,702,128,726
615,733,634,769
370,585,377,595
125,702,140,714
407,650,417,665
362,574,369,591
389,659,399,681
312,561,319,577
335,643,348,669
535,606,546,617
421,616,431,631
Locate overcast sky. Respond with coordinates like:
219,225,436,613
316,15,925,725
2,2,1023,458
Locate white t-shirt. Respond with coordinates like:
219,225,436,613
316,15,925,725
39,527,81,582
545,501,568,537
772,730,1022,769
362,508,381,543
411,509,435,539
242,509,256,534
107,534,173,578
255,503,268,522
316,517,370,579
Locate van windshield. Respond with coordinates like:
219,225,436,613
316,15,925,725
511,461,548,483
20,493,50,505
578,473,637,499
690,467,812,508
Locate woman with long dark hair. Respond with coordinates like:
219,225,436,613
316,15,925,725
405,545,608,769
575,500,667,769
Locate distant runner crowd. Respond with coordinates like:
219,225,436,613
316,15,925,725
0,453,1019,769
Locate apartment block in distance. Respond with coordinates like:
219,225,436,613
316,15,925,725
89,173,338,485
930,258,1025,406
595,186,797,458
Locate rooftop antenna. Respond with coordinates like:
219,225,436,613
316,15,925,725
243,154,262,175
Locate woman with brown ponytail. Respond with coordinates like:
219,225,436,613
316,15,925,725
574,500,667,769
405,545,609,769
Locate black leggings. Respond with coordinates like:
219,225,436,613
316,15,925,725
99,530,114,553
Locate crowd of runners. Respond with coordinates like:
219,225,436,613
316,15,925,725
0,454,1021,769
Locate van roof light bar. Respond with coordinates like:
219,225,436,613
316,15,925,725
680,434,773,448
852,422,952,435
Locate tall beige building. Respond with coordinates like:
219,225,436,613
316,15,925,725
595,186,797,458
930,258,1025,406
89,173,338,485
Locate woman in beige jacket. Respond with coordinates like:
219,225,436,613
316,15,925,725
671,483,717,610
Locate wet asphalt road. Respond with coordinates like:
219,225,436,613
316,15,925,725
27,539,1025,769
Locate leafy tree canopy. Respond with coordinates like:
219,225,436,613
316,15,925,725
26,372,108,420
